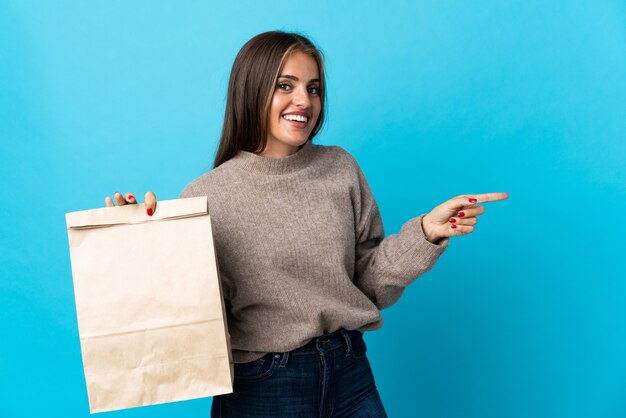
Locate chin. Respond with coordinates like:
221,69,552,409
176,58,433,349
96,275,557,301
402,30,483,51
282,136,309,147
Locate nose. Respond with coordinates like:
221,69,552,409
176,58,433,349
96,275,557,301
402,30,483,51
292,85,311,108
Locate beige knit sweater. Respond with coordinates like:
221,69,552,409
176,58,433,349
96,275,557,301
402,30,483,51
179,140,450,363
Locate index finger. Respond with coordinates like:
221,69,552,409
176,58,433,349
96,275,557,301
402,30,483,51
471,192,509,203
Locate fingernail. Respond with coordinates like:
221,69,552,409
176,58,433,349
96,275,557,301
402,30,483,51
449,218,456,223
128,195,135,201
451,224,457,229
457,212,465,217
469,198,477,203
147,208,153,216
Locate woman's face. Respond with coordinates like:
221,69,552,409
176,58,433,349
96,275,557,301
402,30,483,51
264,51,322,157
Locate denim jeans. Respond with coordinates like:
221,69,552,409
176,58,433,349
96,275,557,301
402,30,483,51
211,329,388,417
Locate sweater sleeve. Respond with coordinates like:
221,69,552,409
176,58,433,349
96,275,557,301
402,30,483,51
351,160,450,310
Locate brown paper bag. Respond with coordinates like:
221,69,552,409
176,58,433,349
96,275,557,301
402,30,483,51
65,196,233,413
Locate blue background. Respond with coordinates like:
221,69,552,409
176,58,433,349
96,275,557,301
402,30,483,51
1,1,625,417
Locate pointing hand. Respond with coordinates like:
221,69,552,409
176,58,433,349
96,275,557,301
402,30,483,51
422,192,509,243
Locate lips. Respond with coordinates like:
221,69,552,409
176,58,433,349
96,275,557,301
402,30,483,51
282,115,308,129
282,111,309,118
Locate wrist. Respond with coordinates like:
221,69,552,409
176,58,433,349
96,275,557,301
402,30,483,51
421,214,441,244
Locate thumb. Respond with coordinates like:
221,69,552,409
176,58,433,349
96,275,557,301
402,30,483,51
144,191,157,216
450,195,478,210
428,195,478,223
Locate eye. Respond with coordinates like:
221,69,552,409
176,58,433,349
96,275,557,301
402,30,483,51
308,86,321,95
277,82,291,91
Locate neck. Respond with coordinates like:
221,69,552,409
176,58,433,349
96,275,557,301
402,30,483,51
258,141,304,158
230,140,314,175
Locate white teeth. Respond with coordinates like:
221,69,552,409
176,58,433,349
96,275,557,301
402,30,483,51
283,114,308,123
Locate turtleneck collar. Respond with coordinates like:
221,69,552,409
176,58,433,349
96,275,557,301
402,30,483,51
228,140,315,175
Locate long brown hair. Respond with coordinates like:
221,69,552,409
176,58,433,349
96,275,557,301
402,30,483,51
213,31,326,168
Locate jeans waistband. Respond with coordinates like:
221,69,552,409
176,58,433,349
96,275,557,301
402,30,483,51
268,329,364,369
290,328,362,356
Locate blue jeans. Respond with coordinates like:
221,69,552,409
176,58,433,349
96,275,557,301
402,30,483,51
211,329,388,417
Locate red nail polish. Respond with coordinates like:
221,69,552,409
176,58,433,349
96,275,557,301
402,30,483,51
451,224,457,229
469,198,477,203
449,218,456,223
457,212,465,217
147,208,153,216
128,195,135,201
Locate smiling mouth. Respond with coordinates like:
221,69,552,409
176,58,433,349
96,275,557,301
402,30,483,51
283,113,308,121
282,115,309,128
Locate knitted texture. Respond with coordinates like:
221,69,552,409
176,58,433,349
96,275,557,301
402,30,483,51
179,140,450,362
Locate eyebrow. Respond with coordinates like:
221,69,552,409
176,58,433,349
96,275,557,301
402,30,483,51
278,74,320,83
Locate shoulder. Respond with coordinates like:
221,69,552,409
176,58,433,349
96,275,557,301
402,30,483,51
311,143,361,172
178,161,236,199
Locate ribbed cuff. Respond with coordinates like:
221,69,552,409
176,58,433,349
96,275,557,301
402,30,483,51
396,214,450,278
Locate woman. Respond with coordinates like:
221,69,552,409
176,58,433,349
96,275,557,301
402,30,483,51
105,31,508,417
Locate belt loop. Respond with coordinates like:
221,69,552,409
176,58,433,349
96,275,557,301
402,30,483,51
279,351,289,367
340,329,353,357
